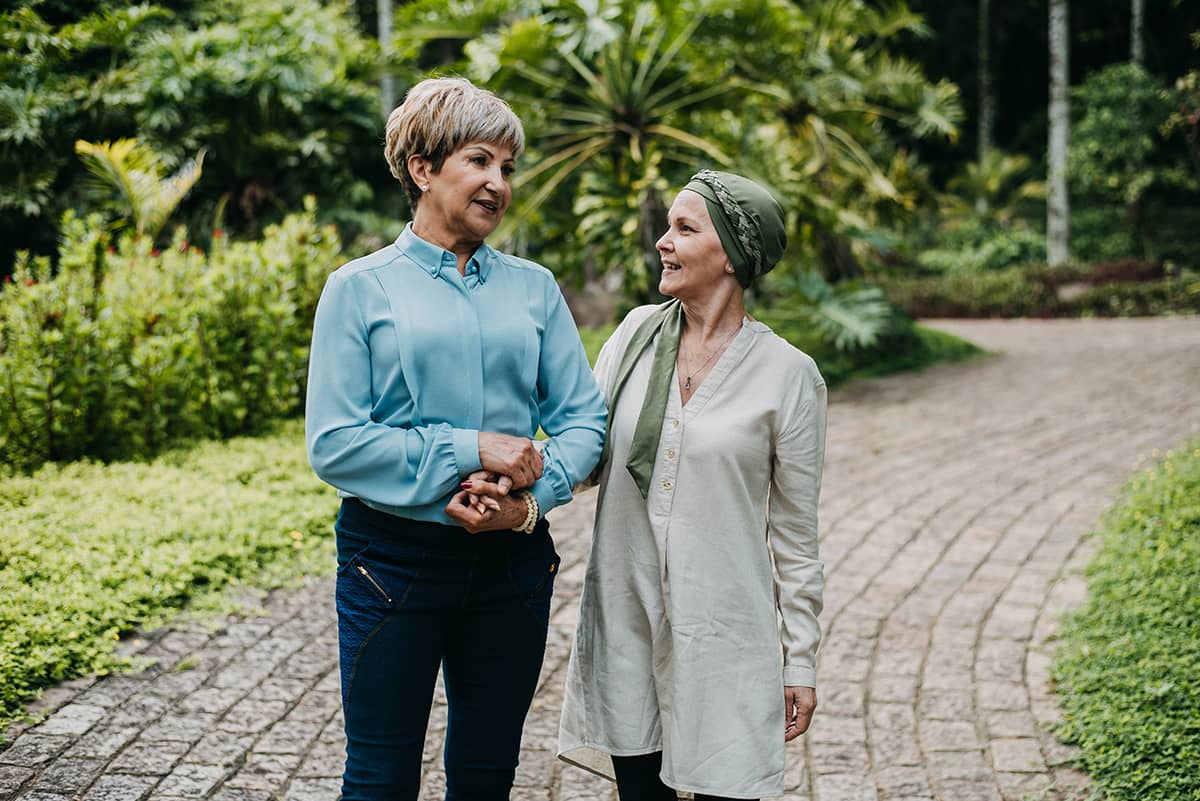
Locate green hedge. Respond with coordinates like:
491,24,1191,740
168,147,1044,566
1053,441,1200,800
879,265,1200,318
0,419,336,729
0,203,339,472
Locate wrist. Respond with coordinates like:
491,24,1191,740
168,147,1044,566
511,490,539,534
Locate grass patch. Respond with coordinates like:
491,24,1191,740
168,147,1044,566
0,418,337,731
580,317,983,389
1052,441,1200,800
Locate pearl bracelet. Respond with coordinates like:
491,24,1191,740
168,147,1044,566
512,490,539,534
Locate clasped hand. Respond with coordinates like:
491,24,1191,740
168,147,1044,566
445,433,540,534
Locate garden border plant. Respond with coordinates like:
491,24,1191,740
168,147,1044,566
1053,440,1200,801
0,419,337,733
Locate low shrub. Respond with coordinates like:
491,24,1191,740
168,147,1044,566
0,419,337,730
0,203,340,472
916,226,1046,274
752,312,983,388
879,265,1200,318
1053,441,1200,801
878,268,1058,318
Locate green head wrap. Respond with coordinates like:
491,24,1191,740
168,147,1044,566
682,170,788,288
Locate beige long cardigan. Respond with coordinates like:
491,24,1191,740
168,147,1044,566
558,304,828,799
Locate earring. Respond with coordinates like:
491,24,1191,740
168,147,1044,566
420,185,429,192
725,265,735,274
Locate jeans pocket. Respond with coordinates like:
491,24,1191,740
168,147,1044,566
507,549,561,620
335,546,419,701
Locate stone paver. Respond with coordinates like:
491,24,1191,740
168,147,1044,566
2,317,1197,801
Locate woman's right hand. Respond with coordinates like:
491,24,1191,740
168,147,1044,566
477,432,542,489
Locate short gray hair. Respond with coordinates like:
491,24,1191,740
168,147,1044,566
384,77,526,208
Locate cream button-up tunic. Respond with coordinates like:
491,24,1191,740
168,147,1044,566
558,305,827,799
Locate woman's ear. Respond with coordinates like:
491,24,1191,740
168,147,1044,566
407,153,432,191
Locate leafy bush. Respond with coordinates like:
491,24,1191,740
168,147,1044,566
752,311,982,388
0,0,385,269
916,226,1046,273
0,419,336,730
0,202,339,471
1053,441,1200,801
879,264,1200,318
879,267,1058,317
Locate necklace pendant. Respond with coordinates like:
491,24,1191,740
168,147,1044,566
684,376,692,390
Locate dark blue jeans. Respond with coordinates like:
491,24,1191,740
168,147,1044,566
334,498,560,801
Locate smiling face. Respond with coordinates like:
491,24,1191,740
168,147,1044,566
410,141,515,248
656,189,735,302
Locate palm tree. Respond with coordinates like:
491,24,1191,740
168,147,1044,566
724,0,962,282
74,138,204,239
484,3,735,297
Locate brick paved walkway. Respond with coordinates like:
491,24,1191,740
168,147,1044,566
2,317,1198,801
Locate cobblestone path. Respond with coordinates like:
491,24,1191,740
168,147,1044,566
2,317,1198,801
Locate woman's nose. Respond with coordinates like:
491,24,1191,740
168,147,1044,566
655,230,671,252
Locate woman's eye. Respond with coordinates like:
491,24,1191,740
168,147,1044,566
470,156,487,166
501,165,515,178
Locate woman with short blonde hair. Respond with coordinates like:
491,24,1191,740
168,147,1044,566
307,76,605,801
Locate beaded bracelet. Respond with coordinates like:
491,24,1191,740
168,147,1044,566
512,490,539,534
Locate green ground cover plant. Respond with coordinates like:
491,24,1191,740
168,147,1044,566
1053,441,1200,800
0,419,337,730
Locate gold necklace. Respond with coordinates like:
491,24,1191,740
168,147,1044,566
680,323,742,391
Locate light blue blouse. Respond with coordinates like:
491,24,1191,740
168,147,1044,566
305,224,606,526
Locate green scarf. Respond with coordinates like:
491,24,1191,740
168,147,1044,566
599,299,682,498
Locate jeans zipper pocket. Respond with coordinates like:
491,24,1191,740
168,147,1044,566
355,562,393,605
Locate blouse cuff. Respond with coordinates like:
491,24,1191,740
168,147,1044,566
529,478,558,521
452,428,482,475
784,664,817,688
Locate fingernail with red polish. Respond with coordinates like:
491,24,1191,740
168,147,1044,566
460,481,472,488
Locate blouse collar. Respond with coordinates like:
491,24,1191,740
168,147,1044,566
395,223,496,282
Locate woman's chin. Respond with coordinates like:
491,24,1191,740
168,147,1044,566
658,271,682,298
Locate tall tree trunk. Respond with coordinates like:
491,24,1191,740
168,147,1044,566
1047,0,1070,266
378,0,395,117
977,0,993,163
976,0,994,213
1131,0,1145,65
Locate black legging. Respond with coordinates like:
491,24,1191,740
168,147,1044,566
611,752,753,801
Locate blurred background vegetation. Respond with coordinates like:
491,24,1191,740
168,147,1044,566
1,0,1199,471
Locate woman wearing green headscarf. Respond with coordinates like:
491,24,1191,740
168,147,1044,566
557,170,828,800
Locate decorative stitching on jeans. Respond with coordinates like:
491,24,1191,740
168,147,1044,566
343,611,394,708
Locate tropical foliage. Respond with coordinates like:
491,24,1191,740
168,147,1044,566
0,0,384,264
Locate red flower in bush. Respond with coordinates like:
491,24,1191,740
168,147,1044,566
213,229,224,238
180,241,189,251
2,275,11,283
151,249,161,257
24,278,35,287
107,246,117,255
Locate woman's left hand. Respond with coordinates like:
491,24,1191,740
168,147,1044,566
784,686,816,742
445,486,528,533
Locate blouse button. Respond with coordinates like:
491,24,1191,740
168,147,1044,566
670,419,679,429
665,449,676,460
661,480,672,490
